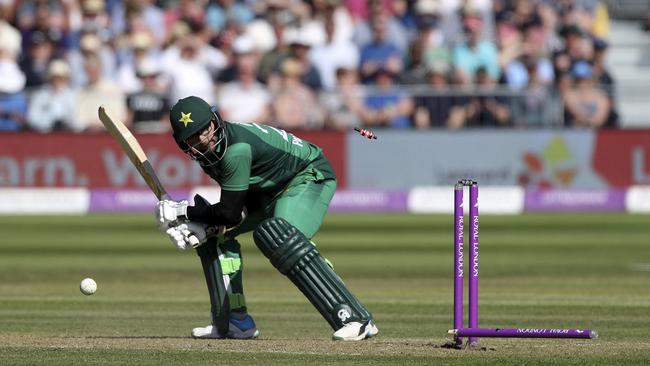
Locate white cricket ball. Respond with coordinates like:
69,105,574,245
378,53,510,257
80,278,97,295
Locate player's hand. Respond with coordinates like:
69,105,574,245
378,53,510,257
155,200,189,230
165,226,192,250
177,222,208,249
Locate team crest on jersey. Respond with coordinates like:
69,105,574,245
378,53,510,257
179,112,193,127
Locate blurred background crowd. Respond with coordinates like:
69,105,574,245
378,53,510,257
0,0,626,133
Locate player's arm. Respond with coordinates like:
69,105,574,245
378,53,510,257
188,143,252,227
186,189,247,227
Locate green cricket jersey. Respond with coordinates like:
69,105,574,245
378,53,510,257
201,122,335,196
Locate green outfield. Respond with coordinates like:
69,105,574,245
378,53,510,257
1,213,649,365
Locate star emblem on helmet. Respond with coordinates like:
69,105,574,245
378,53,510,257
179,112,193,127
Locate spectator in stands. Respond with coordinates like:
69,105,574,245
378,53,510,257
126,59,169,133
19,30,59,88
117,31,160,94
76,0,113,44
206,0,255,34
359,12,404,84
401,8,450,84
0,19,27,132
72,54,126,132
216,36,271,123
463,67,512,127
559,23,590,62
27,59,76,132
67,31,117,88
258,8,293,84
452,6,500,84
591,37,618,127
310,13,359,90
353,0,409,57
15,0,72,51
413,62,466,129
271,57,323,130
320,67,364,131
111,0,166,47
163,34,218,105
591,37,614,97
562,60,611,128
360,67,413,128
511,56,562,127
275,28,322,91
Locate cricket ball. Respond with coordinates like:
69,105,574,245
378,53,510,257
80,278,97,295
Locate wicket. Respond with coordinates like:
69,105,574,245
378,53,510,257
449,180,598,346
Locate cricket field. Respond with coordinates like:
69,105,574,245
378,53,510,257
1,213,649,365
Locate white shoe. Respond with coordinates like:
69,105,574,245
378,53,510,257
332,320,379,341
191,314,260,339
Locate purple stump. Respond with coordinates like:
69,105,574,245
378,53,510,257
468,184,479,346
453,183,464,346
449,328,598,339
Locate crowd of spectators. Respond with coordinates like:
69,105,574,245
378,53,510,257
0,0,618,133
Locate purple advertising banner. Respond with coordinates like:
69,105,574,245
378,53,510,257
329,190,408,212
90,189,408,213
524,189,626,212
90,189,190,212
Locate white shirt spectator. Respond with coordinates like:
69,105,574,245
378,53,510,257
165,57,216,105
310,40,359,90
27,86,76,132
217,81,270,123
73,79,126,131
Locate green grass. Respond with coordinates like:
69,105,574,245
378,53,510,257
0,213,649,365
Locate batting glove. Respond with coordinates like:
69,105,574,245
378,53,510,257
165,226,192,250
155,199,189,230
177,221,209,249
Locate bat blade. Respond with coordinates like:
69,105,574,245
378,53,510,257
98,106,170,200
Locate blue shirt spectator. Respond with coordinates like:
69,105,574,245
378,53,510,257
0,92,28,132
359,13,403,84
361,68,413,128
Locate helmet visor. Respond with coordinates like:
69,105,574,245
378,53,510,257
183,117,227,166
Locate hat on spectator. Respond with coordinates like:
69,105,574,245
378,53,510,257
80,33,102,53
135,58,160,78
280,57,304,77
171,22,191,40
571,60,593,79
287,26,321,48
82,0,105,14
560,23,583,37
245,20,277,53
0,22,22,57
415,0,439,15
233,35,255,55
47,59,71,79
131,31,154,50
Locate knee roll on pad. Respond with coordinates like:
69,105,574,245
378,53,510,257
253,217,372,330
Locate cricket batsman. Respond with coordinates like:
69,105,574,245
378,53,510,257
155,96,378,341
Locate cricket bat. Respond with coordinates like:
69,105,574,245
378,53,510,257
98,105,170,200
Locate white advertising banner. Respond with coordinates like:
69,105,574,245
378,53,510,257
408,186,525,214
0,188,89,214
348,130,607,189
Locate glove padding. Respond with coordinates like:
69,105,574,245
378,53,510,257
165,221,209,250
156,199,189,230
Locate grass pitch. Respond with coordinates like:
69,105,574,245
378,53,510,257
0,213,649,365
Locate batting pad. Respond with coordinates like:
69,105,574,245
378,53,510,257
253,217,372,330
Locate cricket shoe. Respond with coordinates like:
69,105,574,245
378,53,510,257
191,314,260,339
332,320,379,341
